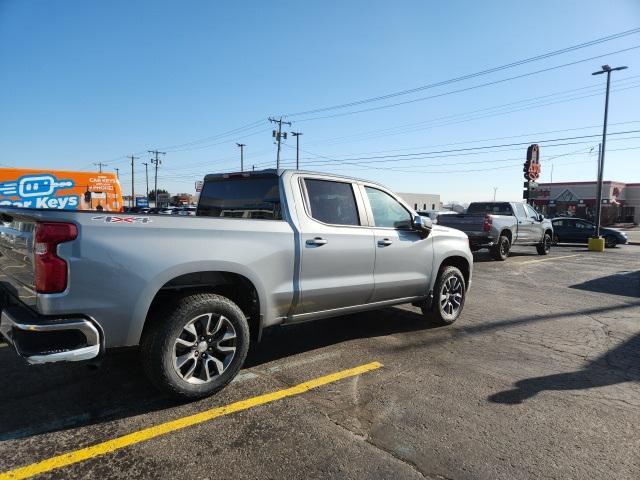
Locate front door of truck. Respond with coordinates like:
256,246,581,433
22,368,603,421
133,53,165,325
297,177,375,313
361,185,433,303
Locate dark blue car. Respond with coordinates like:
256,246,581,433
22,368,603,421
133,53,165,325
551,217,628,248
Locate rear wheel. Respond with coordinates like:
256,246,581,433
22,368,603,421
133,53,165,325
604,236,618,248
141,293,250,400
422,266,466,326
536,233,552,255
490,235,510,261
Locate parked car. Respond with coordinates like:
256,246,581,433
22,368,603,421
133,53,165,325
0,169,473,400
437,201,553,260
175,206,197,216
551,217,628,247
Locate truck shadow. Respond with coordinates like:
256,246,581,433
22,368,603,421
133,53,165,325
488,331,640,405
569,270,640,298
0,306,435,442
472,250,537,263
1,300,638,441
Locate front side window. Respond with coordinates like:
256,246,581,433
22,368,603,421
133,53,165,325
365,186,412,229
304,179,360,226
197,176,282,219
525,204,539,219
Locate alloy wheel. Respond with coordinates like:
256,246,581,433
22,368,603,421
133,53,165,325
440,275,463,317
173,313,237,384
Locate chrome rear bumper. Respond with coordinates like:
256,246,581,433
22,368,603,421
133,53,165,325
0,306,101,364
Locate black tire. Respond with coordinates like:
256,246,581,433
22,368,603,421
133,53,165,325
421,266,466,326
490,235,510,261
604,236,618,248
536,233,552,255
141,293,250,400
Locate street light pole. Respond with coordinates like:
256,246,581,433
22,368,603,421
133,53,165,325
236,143,246,172
291,132,303,169
492,187,497,201
591,64,628,238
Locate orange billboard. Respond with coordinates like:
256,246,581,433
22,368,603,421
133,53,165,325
0,168,124,211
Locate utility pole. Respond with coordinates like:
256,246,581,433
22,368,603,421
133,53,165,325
591,64,628,240
269,117,291,169
492,187,497,201
236,143,246,172
114,168,120,179
94,162,108,173
148,150,166,208
291,132,303,169
142,162,150,201
128,155,139,207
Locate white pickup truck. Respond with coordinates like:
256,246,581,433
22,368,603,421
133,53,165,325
0,169,473,399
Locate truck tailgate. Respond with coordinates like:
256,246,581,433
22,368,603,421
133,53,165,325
437,214,486,235
0,215,36,307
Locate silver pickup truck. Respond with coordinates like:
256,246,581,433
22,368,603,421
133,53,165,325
437,201,554,260
0,170,472,399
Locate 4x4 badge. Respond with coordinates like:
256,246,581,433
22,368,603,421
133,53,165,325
91,216,152,224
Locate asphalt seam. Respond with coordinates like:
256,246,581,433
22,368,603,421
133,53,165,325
322,412,435,479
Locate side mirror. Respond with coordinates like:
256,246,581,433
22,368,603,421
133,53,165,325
413,215,432,238
536,213,544,222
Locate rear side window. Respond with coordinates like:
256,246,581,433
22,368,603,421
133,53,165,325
197,176,282,220
304,179,360,226
467,202,513,215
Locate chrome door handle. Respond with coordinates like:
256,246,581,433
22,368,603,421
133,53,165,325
378,238,393,246
306,237,328,246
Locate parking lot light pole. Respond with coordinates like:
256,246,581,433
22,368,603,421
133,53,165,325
591,64,628,239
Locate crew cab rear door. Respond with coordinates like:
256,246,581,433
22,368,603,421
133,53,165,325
296,176,375,313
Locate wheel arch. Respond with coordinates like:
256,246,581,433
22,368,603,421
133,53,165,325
130,263,267,346
436,255,471,290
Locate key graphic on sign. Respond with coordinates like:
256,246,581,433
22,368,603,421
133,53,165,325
13,175,74,198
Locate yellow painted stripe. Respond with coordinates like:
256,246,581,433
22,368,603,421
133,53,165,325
0,361,383,480
519,253,582,265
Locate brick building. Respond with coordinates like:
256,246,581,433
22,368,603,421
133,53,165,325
532,181,639,225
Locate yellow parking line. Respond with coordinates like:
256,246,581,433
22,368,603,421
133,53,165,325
519,254,582,265
0,361,383,480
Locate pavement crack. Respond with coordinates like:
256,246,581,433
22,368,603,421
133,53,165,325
322,412,435,479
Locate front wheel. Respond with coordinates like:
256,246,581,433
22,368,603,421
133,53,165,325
422,266,466,326
141,293,250,400
536,233,552,255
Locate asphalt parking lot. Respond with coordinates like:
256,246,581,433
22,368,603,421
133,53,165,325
1,244,639,480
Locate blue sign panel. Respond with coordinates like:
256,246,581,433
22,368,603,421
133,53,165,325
136,197,149,207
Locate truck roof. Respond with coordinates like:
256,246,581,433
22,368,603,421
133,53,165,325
203,169,388,188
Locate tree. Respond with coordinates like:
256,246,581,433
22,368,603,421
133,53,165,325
148,189,169,201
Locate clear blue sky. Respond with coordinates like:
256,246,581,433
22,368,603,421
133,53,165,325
1,0,639,203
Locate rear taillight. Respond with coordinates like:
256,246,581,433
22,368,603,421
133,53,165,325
34,222,78,294
482,215,492,232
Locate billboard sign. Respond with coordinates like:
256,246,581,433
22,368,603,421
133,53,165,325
0,168,123,211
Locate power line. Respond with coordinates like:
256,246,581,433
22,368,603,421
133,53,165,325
293,45,640,122
285,28,640,118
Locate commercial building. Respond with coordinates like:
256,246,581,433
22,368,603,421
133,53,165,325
397,192,441,212
532,181,639,225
